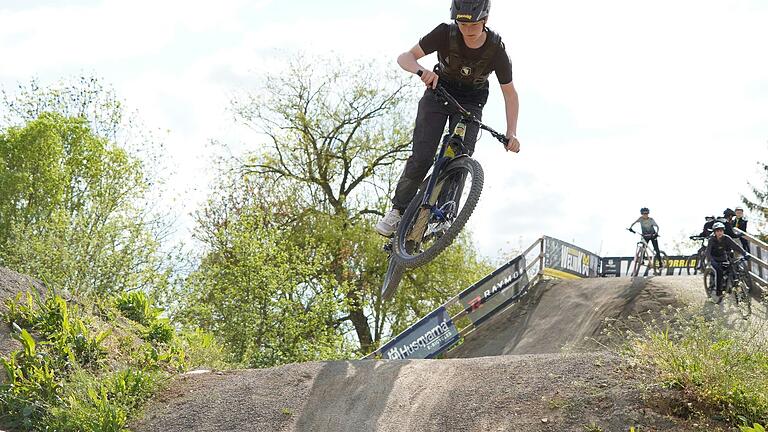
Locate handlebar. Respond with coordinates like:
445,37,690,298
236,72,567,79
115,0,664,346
627,228,659,238
416,70,509,147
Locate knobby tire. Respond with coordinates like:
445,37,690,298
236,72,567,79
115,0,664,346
393,157,484,268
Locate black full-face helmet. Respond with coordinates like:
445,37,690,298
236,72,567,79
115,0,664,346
723,208,736,217
451,0,490,22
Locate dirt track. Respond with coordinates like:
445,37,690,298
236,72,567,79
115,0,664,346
132,276,765,432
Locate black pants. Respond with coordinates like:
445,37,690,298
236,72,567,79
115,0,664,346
644,235,662,264
392,90,484,211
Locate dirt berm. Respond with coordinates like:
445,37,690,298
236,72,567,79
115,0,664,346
133,276,762,432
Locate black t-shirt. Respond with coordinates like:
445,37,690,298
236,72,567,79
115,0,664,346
419,23,513,101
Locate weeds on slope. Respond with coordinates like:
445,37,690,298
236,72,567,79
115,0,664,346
621,309,768,427
0,289,229,431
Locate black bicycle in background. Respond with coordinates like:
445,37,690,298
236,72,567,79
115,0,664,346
706,255,754,319
381,74,509,301
686,235,709,275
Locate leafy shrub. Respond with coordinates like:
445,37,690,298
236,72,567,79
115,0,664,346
115,291,158,326
0,290,181,431
143,319,175,344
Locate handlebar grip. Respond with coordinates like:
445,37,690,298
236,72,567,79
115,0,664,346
416,70,423,77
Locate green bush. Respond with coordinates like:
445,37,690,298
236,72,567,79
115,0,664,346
115,291,158,326
625,314,768,426
0,291,183,431
143,320,175,344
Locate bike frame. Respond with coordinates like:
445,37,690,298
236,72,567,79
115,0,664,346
629,231,663,276
418,85,507,215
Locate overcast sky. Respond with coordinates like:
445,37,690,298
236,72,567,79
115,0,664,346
1,0,767,260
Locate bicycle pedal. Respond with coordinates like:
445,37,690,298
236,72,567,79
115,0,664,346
382,243,393,253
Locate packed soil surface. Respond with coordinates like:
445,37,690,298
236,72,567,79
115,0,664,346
132,276,765,432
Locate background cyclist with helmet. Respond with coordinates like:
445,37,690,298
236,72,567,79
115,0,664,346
734,206,749,252
376,0,520,236
696,215,716,238
706,221,749,301
628,207,662,267
720,208,740,238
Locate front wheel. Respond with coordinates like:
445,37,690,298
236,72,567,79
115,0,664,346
393,157,484,268
703,268,717,301
733,276,752,319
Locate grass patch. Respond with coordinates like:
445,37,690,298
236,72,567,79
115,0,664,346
0,289,229,431
623,311,768,427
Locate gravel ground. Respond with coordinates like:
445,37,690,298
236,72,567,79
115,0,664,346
132,275,764,432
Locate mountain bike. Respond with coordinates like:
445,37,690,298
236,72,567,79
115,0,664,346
627,229,668,277
380,77,509,300
705,256,753,319
391,75,509,269
686,235,709,275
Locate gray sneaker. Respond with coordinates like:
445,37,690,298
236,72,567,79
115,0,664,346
375,209,401,237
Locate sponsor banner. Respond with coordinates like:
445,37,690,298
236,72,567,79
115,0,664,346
458,255,530,326
379,306,459,360
544,236,600,278
600,257,623,277
602,255,699,276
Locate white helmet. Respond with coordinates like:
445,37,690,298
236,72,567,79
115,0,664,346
713,222,725,230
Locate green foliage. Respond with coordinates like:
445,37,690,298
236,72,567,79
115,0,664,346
741,423,766,432
0,289,196,431
181,198,349,368
0,83,171,298
143,320,175,345
115,291,158,326
178,328,231,370
742,157,768,240
626,314,768,426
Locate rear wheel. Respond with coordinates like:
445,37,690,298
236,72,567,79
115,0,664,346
652,251,669,276
393,157,484,268
381,254,405,302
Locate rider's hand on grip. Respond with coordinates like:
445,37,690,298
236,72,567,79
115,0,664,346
416,69,439,89
505,135,520,153
627,228,635,234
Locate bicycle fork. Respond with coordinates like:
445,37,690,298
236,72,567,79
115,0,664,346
406,123,467,244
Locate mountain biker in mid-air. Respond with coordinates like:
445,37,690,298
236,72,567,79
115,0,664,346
376,0,520,237
628,207,663,267
706,221,749,302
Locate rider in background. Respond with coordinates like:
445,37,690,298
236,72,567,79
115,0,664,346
628,207,662,267
376,0,520,237
734,206,750,252
697,215,716,237
720,208,739,238
706,221,749,301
